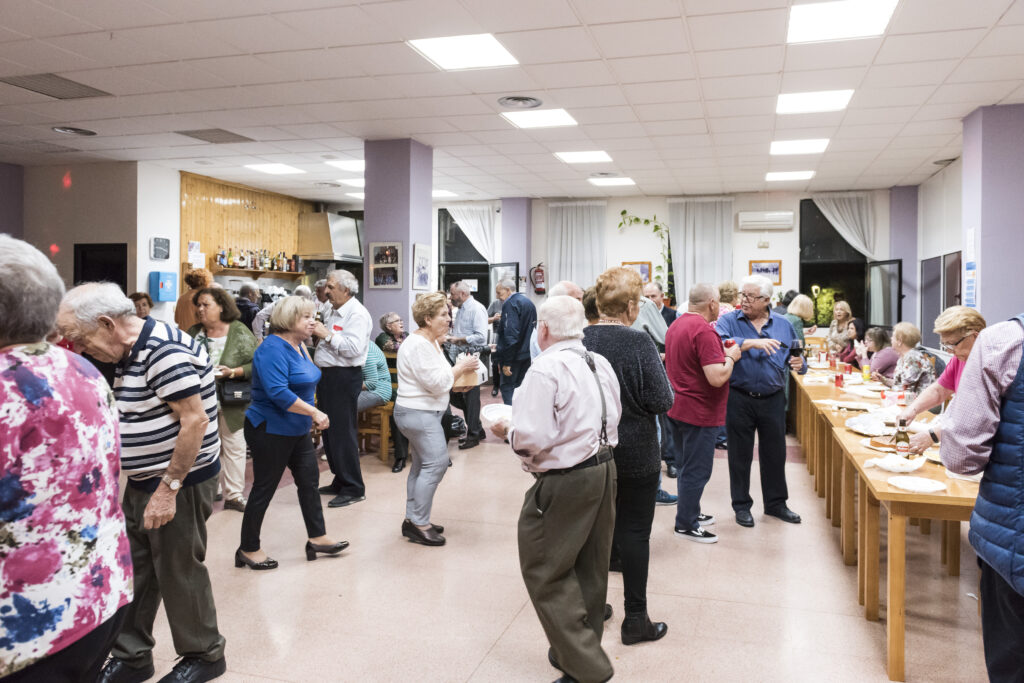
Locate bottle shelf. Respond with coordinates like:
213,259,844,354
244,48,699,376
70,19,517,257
212,266,306,279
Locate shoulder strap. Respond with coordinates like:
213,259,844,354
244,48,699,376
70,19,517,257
562,347,609,445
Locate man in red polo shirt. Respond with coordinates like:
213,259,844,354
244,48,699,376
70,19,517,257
665,283,741,543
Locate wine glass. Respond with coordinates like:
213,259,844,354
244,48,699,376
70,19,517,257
789,339,805,359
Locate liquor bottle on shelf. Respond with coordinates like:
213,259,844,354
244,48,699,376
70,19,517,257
237,248,247,268
894,418,912,458
226,246,233,268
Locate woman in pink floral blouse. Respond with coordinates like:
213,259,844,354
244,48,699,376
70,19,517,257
0,235,133,681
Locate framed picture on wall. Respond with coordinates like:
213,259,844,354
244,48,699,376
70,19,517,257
369,242,402,289
412,243,430,291
749,259,782,286
622,261,652,284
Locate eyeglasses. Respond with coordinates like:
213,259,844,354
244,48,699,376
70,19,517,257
739,292,767,301
940,331,975,352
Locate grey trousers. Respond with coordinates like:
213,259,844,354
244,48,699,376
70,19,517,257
393,405,449,526
356,390,386,414
518,460,617,683
112,476,225,667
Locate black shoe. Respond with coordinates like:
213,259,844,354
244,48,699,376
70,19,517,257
765,507,802,524
604,603,613,621
404,518,444,534
392,458,406,473
621,613,668,645
156,656,226,683
458,438,480,450
666,463,678,478
305,540,349,561
98,659,155,683
735,510,755,527
222,497,246,512
317,484,339,495
327,494,365,508
491,387,499,397
234,549,278,571
402,519,446,546
715,441,728,450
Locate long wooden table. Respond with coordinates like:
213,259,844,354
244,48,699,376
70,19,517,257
789,370,980,682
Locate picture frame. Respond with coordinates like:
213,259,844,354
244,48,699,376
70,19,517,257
622,261,652,284
412,243,430,291
369,242,402,289
749,259,782,286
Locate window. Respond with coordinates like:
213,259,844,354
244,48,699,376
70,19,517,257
438,208,491,307
920,250,961,349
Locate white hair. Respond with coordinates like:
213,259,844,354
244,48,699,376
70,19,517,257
451,280,472,295
293,285,312,297
741,274,774,299
328,269,359,295
498,278,516,292
0,235,66,345
314,279,327,290
688,283,717,306
60,282,135,331
548,280,580,298
643,281,663,294
538,296,585,340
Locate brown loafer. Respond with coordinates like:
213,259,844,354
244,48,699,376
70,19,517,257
224,497,246,512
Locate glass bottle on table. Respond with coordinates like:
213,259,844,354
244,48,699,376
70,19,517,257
894,418,912,458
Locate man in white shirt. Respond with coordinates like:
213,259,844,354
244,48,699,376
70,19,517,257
312,270,372,508
446,281,489,450
528,280,583,360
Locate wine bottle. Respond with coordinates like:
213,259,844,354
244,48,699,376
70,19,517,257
894,418,911,459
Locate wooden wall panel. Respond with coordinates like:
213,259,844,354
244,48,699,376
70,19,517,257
179,172,315,276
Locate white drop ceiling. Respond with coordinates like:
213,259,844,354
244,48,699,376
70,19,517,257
1,0,1023,202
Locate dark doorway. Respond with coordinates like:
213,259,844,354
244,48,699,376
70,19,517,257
74,243,128,292
438,208,492,307
798,200,868,325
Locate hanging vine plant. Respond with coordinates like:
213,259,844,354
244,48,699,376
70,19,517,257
617,210,675,302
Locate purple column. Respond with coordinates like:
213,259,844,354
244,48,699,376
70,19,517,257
362,139,433,327
0,162,24,238
962,104,1024,321
889,185,918,325
500,197,532,279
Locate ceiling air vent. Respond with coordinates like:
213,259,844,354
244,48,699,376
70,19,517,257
497,95,542,109
0,73,112,99
175,129,255,144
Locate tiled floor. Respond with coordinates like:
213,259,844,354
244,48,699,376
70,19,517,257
149,429,986,682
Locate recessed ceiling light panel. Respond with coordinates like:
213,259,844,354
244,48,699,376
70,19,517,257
244,163,305,175
787,0,898,44
588,177,635,187
555,151,613,164
408,33,518,71
766,171,815,181
501,108,578,129
770,139,830,155
776,90,854,114
325,160,365,172
338,178,365,187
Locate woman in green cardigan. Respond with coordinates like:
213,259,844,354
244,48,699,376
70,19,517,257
189,287,258,512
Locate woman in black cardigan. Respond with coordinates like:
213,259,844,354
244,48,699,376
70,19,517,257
583,267,674,646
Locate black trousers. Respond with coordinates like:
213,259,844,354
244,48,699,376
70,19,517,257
390,415,409,462
241,420,327,551
453,385,483,438
500,358,530,405
614,471,660,615
317,365,365,496
6,605,127,682
979,558,1024,682
726,389,789,513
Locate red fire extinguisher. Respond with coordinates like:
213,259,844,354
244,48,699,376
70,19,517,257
529,263,546,294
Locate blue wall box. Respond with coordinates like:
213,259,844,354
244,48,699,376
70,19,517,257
149,271,177,302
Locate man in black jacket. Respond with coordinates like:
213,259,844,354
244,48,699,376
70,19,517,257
235,283,261,330
494,278,536,405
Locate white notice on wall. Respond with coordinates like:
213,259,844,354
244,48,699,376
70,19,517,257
964,228,976,263
189,252,206,269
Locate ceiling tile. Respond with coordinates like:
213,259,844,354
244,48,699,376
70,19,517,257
452,67,543,95
460,0,578,32
360,0,484,40
780,67,866,92
589,19,688,58
928,80,1019,104
687,9,788,52
573,0,681,23
913,102,977,120
783,39,882,72
182,55,292,87
117,62,231,91
888,0,1013,34
972,24,1024,57
570,106,638,124
254,49,367,82
607,54,695,83
583,122,648,138
272,6,395,47
55,67,167,96
497,27,602,64
849,86,937,108
0,0,101,37
524,61,616,89
834,123,905,139
704,97,775,117
544,85,628,108
117,23,242,61
0,39,100,74
875,29,986,65
622,80,700,104
1001,1,1024,24
633,101,705,121
701,74,781,100
643,119,708,136
1002,82,1024,104
332,43,437,76
374,72,473,98
448,114,518,132
948,56,1024,83
864,59,960,88
841,106,917,125
696,46,784,78
710,130,772,145
708,115,774,133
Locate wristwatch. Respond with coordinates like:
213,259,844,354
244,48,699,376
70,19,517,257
928,428,939,444
161,473,182,491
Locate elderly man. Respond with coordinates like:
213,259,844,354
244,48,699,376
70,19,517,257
529,280,583,359
632,295,668,351
492,296,622,683
644,281,678,328
312,270,372,508
494,278,537,405
235,283,260,330
665,283,741,543
58,283,226,683
447,280,489,449
939,315,1024,680
716,274,806,528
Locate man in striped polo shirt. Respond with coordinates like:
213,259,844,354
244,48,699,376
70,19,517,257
58,283,227,683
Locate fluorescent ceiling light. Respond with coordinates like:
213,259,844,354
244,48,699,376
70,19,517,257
765,171,815,181
325,160,364,172
555,150,612,164
588,177,635,187
244,163,305,175
338,178,365,187
345,192,365,199
501,108,578,129
787,0,898,44
432,190,458,198
408,33,517,71
770,138,830,155
776,89,853,114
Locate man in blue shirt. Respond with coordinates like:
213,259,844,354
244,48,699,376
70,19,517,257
716,275,806,528
494,279,537,405
447,281,489,449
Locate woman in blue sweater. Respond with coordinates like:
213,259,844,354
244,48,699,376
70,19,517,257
236,296,349,570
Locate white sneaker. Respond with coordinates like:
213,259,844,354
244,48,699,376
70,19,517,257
674,526,718,544
697,513,716,526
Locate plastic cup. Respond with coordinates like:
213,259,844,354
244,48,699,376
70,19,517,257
862,363,871,381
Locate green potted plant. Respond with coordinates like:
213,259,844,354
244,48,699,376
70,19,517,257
618,210,675,301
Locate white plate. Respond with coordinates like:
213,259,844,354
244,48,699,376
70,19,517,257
480,404,513,431
887,476,946,493
845,414,897,437
817,399,874,411
865,453,927,473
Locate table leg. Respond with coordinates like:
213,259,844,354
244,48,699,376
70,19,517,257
815,414,826,497
940,521,948,566
947,521,961,577
830,434,841,527
887,510,907,682
824,431,833,519
865,492,880,622
858,478,866,605
842,454,856,565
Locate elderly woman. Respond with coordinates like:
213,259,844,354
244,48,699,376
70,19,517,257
395,292,479,547
375,312,407,352
718,280,738,318
238,296,348,570
899,306,988,454
174,268,212,330
874,322,936,395
129,291,153,319
583,267,674,646
188,287,257,512
783,294,817,346
826,301,854,354
857,327,899,378
0,236,132,681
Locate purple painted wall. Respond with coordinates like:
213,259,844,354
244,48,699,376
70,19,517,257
362,138,433,326
962,104,1024,321
889,185,919,325
500,197,531,276
0,162,24,238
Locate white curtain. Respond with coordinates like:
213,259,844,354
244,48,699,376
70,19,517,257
445,202,499,263
547,201,606,288
668,197,733,300
811,192,877,260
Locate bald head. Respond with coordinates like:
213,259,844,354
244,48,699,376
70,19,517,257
688,283,720,324
643,281,664,307
548,280,583,301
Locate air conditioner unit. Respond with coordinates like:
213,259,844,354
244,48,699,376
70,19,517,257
737,210,794,231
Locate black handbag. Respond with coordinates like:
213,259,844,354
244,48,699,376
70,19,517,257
217,379,251,405
441,412,466,441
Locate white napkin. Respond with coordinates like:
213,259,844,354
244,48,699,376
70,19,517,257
887,476,947,493
944,469,983,483
864,454,926,473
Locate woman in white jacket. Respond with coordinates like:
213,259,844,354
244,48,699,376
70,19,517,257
394,292,478,546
